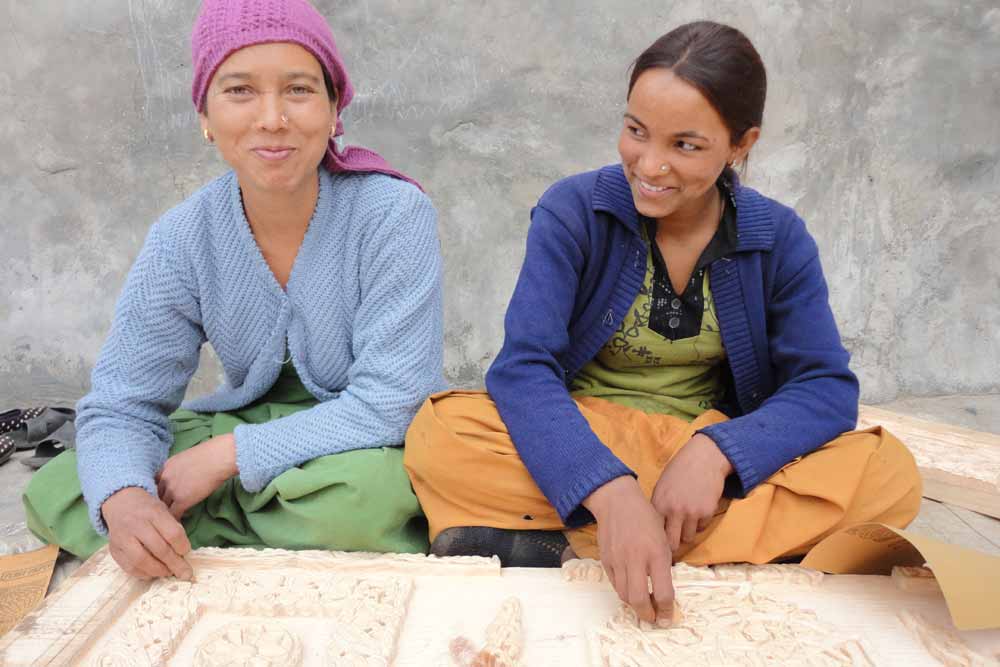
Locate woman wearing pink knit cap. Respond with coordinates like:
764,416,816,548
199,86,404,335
24,0,444,580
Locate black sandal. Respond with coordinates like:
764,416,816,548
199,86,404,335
0,433,14,466
19,420,76,470
0,408,46,436
1,407,75,450
21,439,69,470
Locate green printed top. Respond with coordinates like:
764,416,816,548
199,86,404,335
570,185,738,420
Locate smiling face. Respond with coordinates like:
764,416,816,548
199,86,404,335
199,42,336,196
618,68,758,224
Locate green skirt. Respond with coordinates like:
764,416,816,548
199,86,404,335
23,366,429,560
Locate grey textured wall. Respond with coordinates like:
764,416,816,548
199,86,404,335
2,1,999,406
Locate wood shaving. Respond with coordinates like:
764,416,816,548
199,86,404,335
451,597,523,667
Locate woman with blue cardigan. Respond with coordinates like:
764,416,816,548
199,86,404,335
405,21,920,623
24,0,443,580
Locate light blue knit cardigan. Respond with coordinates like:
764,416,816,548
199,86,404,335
76,168,445,534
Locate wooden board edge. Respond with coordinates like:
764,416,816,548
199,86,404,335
858,405,1000,447
0,548,150,667
921,475,1000,521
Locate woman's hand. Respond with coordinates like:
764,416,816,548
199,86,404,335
583,475,675,624
651,433,732,550
101,487,193,580
156,433,238,520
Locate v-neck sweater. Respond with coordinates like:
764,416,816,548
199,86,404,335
75,168,445,534
485,164,859,526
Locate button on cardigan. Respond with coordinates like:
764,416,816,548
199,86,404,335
485,164,859,527
75,168,445,534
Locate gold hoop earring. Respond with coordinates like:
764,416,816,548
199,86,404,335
203,128,213,143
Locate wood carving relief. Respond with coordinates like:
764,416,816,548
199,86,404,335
591,583,874,666
450,597,523,667
891,566,941,594
899,611,997,667
4,546,998,666
563,559,825,587
88,571,412,667
193,623,301,666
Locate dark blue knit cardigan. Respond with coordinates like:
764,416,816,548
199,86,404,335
485,164,859,527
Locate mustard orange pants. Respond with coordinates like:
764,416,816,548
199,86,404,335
403,391,922,564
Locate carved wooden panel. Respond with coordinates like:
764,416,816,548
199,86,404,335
2,550,998,666
591,583,876,666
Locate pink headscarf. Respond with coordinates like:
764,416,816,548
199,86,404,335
191,0,420,189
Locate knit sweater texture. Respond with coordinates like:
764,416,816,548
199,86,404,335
486,164,859,527
76,168,445,535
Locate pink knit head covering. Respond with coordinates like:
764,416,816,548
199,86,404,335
191,0,420,189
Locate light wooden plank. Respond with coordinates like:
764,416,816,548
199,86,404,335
945,505,1000,552
0,546,147,667
858,405,1000,519
909,499,1000,557
3,549,1000,666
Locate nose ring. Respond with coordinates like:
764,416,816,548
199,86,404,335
660,164,669,172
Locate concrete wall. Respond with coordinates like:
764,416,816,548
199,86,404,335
2,0,998,406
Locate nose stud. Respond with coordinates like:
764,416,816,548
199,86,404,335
280,114,289,126
660,164,669,172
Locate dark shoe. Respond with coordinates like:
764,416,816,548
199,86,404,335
21,439,69,470
0,433,14,466
20,420,75,470
430,526,568,568
2,407,75,450
0,408,47,436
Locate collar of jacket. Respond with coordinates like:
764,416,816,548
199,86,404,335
591,164,776,253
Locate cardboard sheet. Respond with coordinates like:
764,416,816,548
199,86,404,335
803,522,1000,630
0,544,58,636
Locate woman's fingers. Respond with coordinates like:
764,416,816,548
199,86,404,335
665,513,683,552
627,560,656,623
135,523,191,581
681,515,698,545
158,516,193,558
603,561,619,597
649,553,675,624
117,536,170,579
166,499,187,521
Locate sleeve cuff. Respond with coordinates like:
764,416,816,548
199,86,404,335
698,422,760,497
553,459,635,527
87,480,158,536
232,423,267,493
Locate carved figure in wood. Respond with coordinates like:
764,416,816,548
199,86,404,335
194,623,301,666
563,559,606,583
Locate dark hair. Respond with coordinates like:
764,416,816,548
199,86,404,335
321,67,337,104
628,21,766,171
